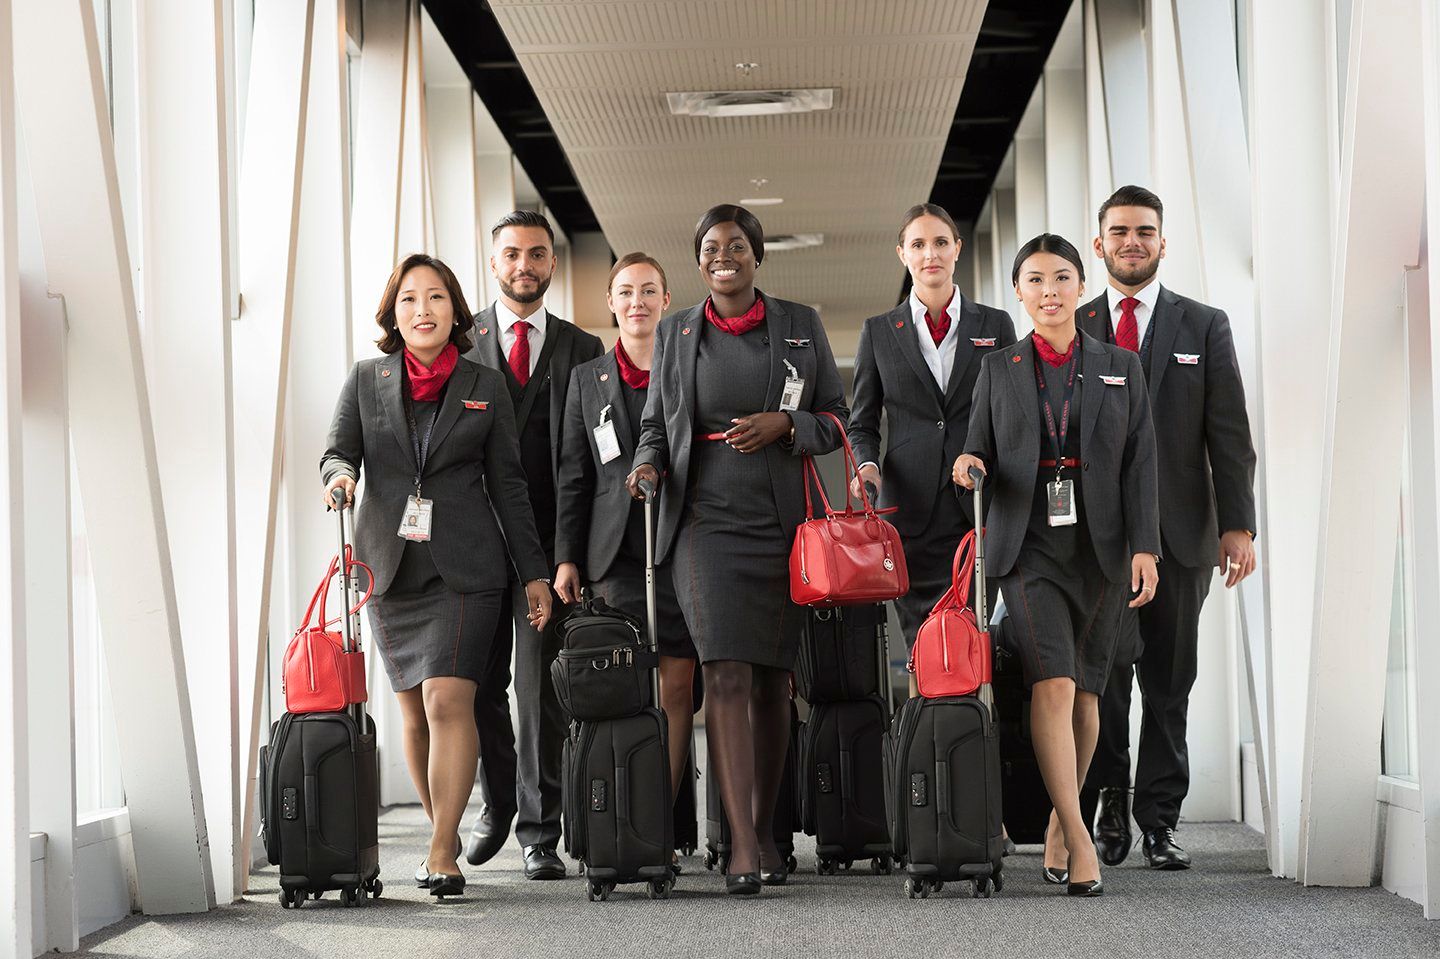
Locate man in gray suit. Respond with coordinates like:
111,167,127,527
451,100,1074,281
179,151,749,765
462,211,604,879
1079,186,1258,871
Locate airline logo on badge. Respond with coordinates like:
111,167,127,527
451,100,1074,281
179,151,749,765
971,337,996,347
785,338,812,348
463,400,489,411
1175,353,1200,365
381,368,392,377
1099,375,1127,386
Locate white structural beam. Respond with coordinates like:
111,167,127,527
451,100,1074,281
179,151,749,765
349,0,411,361
427,83,480,305
1082,0,1113,224
17,130,78,953
1244,0,1336,880
1013,83,1047,247
12,0,212,914
234,0,316,895
1044,2,1090,250
0,0,31,950
1300,0,1426,887
399,1,432,262
135,0,239,904
1417,0,1440,918
474,100,515,306
1092,0,1150,187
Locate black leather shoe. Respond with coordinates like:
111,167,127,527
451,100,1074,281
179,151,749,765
522,844,567,880
1093,786,1133,866
1042,866,1069,885
1142,827,1192,870
1067,878,1104,897
759,868,787,886
428,872,466,897
418,835,463,886
725,872,762,895
464,806,516,867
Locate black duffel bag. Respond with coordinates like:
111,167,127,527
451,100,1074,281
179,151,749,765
796,603,885,703
551,597,656,721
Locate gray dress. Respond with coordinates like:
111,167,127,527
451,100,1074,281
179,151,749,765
672,322,804,669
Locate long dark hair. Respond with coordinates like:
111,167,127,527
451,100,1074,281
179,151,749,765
1011,234,1087,286
693,204,765,266
374,253,476,354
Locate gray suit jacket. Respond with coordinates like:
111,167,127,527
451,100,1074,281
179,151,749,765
462,305,606,486
320,354,549,594
848,295,1017,536
632,292,850,564
554,351,641,579
963,331,1161,584
1079,286,1257,568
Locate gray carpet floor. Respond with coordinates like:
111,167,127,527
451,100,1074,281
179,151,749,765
74,808,1439,959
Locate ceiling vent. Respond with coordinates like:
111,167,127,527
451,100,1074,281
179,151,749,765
666,89,835,118
766,234,824,252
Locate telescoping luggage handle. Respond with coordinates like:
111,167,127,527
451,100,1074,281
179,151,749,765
968,466,994,714
637,477,663,708
331,487,367,727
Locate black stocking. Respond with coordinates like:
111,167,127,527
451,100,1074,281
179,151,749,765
749,665,791,872
703,660,758,874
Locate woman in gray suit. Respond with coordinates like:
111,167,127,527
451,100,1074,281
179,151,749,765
953,234,1160,897
626,205,848,895
321,253,553,899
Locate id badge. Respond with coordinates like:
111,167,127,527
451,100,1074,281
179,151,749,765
398,495,434,541
779,359,805,412
593,418,622,464
1046,479,1077,527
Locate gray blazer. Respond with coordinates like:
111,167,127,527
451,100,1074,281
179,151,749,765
963,331,1161,584
320,354,549,594
632,292,850,564
848,295,1017,536
1079,286,1257,568
554,351,640,580
462,305,606,486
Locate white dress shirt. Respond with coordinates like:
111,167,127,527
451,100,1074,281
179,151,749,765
1105,278,1160,349
909,289,962,389
495,300,548,376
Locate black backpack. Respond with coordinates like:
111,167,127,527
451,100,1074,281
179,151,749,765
550,597,656,721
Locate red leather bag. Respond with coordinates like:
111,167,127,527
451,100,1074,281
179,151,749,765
790,412,910,606
283,546,374,714
910,529,991,698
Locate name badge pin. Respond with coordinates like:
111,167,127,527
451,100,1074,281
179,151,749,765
1099,375,1127,386
1175,353,1200,365
971,337,996,347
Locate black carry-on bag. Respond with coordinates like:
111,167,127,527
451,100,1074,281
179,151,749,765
798,606,895,876
561,479,676,901
260,491,382,908
884,468,1005,899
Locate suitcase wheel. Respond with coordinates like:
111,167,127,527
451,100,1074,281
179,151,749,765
278,888,300,909
367,879,384,900
972,877,994,898
904,877,941,899
341,885,366,908
871,856,893,876
587,880,613,902
702,850,717,871
787,855,798,875
647,877,673,900
816,858,837,876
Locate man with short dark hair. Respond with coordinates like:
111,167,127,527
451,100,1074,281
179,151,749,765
462,210,603,880
1077,185,1257,871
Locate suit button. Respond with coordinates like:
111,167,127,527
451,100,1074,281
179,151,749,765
936,420,944,430
763,337,770,345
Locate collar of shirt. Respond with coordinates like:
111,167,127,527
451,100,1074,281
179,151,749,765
908,288,961,340
907,289,961,389
1106,278,1160,343
494,299,548,341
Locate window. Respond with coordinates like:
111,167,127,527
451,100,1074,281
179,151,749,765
1382,507,1419,781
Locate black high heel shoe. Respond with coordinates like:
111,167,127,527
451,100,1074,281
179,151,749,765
428,872,466,898
724,872,762,896
417,835,463,887
758,850,788,886
1067,878,1104,897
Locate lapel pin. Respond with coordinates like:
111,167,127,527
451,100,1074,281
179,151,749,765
895,321,904,329
478,327,489,335
1012,355,1022,363
1099,374,1127,386
381,368,392,377
462,399,489,410
1087,310,1097,318
682,327,691,335
971,337,996,347
600,372,609,381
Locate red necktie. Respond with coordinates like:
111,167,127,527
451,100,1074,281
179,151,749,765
508,320,531,386
1115,297,1140,353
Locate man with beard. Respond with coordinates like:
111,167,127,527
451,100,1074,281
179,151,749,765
462,210,603,879
1076,185,1257,871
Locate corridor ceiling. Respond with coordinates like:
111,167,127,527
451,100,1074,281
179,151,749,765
424,0,1070,342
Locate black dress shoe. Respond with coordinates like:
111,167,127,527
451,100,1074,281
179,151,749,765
1042,866,1069,885
522,844,567,880
759,868,787,886
418,836,463,886
725,872,762,896
428,872,466,897
464,806,516,867
1142,827,1192,870
1094,786,1133,867
1067,878,1104,897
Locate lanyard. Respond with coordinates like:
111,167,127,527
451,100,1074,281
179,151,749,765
405,395,439,495
1034,348,1079,481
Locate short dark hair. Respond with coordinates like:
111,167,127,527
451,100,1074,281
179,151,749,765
374,253,476,354
897,202,960,245
491,209,555,245
693,204,765,266
608,251,669,293
1011,233,1087,286
1098,185,1164,232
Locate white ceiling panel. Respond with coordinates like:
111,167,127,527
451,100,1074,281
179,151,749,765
489,0,989,332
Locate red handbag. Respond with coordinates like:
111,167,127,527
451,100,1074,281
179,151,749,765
910,529,991,698
789,412,910,606
283,545,374,714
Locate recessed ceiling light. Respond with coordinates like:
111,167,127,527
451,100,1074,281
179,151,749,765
735,62,760,75
666,89,835,118
740,197,784,207
766,233,824,251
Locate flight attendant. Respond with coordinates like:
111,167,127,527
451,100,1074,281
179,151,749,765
849,202,1016,655
953,233,1160,897
626,205,848,896
554,252,698,845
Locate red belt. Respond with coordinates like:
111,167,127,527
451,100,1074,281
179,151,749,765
696,432,728,442
1039,457,1080,468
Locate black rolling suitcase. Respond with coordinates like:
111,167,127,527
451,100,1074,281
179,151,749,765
561,480,676,901
261,493,381,908
991,609,1051,844
884,467,1004,898
673,736,699,857
702,705,800,876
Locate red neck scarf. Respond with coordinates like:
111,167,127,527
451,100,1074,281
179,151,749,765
613,340,650,389
404,342,458,401
922,289,956,346
704,295,766,336
1031,331,1076,368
